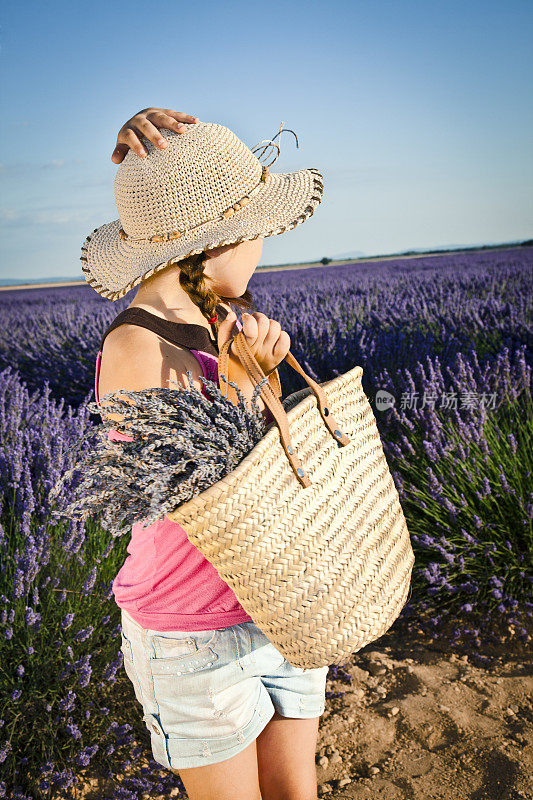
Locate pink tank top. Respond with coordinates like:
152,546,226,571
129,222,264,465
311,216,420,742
94,306,253,631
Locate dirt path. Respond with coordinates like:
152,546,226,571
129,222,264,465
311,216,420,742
315,630,532,799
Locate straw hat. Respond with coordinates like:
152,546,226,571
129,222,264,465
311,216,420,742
81,121,324,301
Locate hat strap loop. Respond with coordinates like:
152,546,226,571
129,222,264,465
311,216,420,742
119,165,269,244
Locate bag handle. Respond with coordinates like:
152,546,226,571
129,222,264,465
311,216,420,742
218,330,351,487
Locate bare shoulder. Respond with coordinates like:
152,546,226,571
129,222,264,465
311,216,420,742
98,324,204,399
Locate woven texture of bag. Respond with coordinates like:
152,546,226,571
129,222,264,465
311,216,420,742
167,334,415,668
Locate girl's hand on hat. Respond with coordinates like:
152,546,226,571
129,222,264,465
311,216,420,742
111,108,200,163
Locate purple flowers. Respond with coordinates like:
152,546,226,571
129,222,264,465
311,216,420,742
74,744,98,766
61,613,75,630
0,245,531,798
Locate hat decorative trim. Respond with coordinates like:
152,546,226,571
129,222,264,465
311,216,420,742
118,166,270,244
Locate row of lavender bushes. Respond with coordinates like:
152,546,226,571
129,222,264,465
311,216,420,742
0,248,531,410
0,246,532,798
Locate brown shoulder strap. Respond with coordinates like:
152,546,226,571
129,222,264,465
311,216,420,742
98,303,230,355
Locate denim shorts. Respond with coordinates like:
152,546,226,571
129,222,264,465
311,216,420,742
119,608,329,770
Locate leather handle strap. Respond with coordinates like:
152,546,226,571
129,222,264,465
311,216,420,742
218,339,282,406
218,331,351,487
268,366,282,399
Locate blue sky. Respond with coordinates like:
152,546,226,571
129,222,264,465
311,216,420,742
1,0,532,281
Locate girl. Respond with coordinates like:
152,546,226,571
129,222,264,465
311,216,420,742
84,107,327,800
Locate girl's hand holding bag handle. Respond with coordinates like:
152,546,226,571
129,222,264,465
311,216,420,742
167,327,416,669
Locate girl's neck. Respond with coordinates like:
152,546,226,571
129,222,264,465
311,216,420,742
128,265,214,329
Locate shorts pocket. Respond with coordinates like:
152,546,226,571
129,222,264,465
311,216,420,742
151,627,220,656
150,628,221,677
120,629,145,707
150,645,220,677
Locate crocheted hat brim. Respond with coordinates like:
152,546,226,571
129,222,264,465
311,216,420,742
81,166,323,301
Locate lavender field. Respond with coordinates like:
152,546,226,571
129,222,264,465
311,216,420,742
0,246,532,799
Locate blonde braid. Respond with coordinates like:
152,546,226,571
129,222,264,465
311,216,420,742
172,252,256,336
177,252,220,325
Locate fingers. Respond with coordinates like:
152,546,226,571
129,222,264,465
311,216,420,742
272,330,291,358
242,313,284,368
137,110,199,148
162,108,200,125
243,313,280,346
111,108,200,163
217,310,238,352
132,115,175,151
234,313,289,375
111,142,130,164
112,125,147,162
241,312,260,342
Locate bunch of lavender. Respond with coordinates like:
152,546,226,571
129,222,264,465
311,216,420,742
48,370,271,537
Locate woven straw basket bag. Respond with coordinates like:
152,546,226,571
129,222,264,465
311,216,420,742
167,329,415,669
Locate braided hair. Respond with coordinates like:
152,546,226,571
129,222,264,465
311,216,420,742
172,252,255,336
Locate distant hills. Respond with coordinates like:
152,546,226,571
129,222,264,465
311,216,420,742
0,276,86,286
329,249,367,260
329,238,532,262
